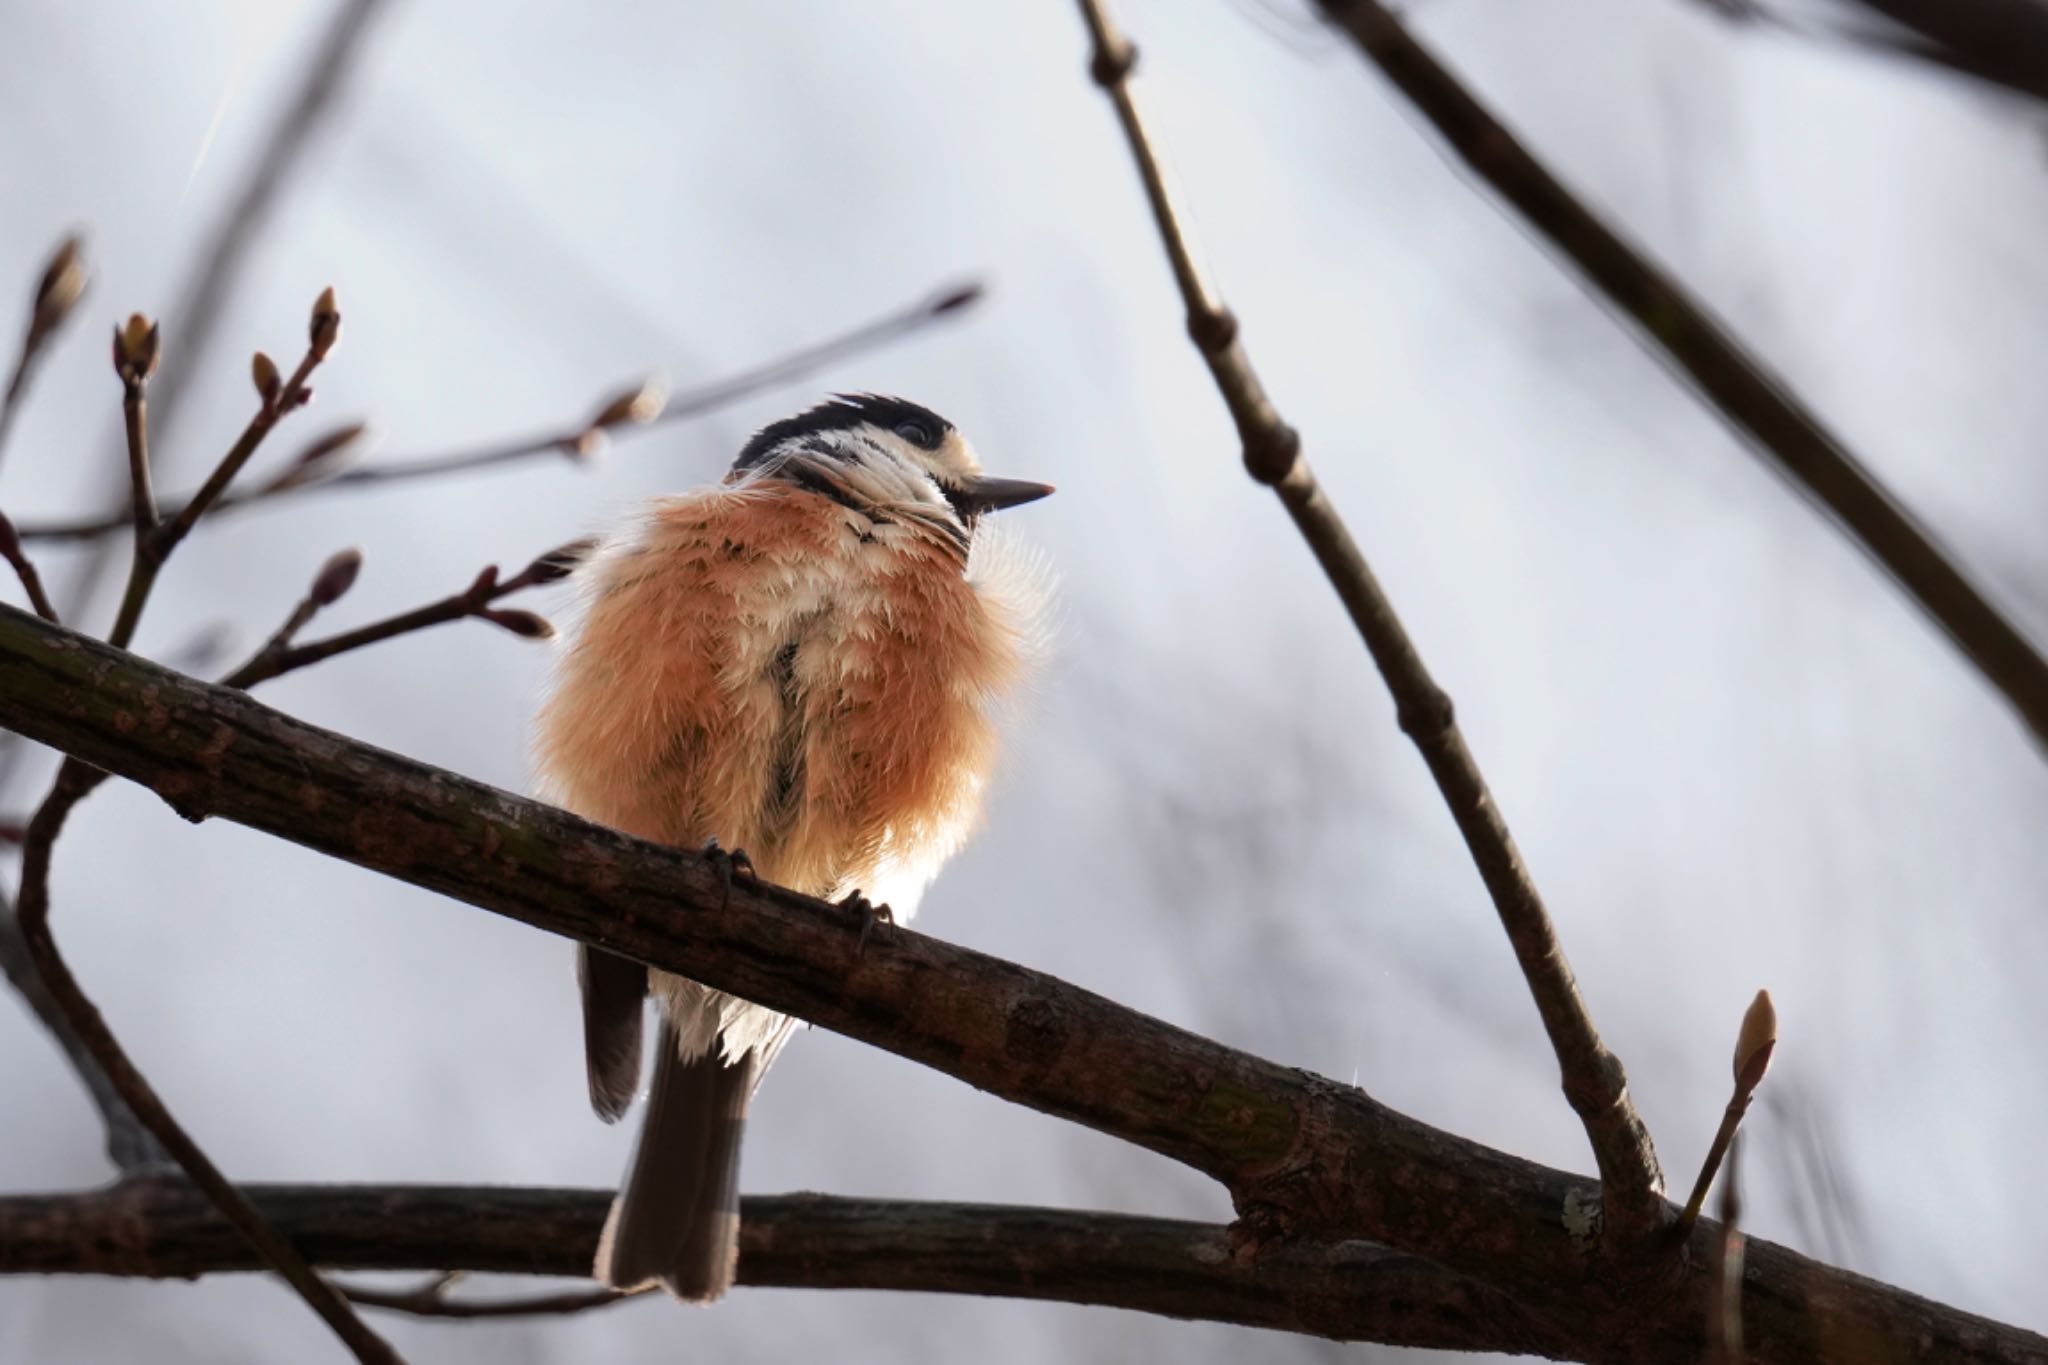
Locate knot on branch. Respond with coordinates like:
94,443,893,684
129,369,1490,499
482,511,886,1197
1395,686,1454,742
1187,307,1238,356
1241,422,1301,486
1089,39,1137,87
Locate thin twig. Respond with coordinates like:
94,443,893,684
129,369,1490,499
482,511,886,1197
1071,0,1665,1245
14,775,399,1365
0,890,166,1169
223,539,580,690
112,316,161,546
13,280,985,545
0,236,88,474
1678,990,1776,1238
1314,0,2048,752
0,513,57,624
106,294,333,651
26,0,388,657
339,1271,638,1319
9,289,400,1364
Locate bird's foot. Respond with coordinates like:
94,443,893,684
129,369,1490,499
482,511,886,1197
700,838,756,912
839,889,894,955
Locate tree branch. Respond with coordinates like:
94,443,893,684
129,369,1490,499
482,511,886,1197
0,1180,1564,1353
0,605,2039,1363
1313,0,2048,753
0,235,87,475
0,888,166,1170
11,281,985,546
0,512,57,625
1069,0,1664,1247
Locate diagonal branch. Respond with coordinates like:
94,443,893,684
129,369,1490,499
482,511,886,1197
0,606,2041,1363
11,281,985,546
1069,0,1664,1246
0,889,167,1170
0,1181,1561,1354
1313,0,2048,752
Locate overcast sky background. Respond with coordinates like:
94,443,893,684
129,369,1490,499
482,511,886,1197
4,1,2047,1360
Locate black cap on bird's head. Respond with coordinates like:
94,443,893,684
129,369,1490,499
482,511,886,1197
733,395,1053,523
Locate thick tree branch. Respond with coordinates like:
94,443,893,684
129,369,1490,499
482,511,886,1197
0,1180,1562,1353
1069,0,1664,1247
1313,0,2048,753
0,607,2039,1363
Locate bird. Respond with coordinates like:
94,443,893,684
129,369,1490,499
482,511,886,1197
532,393,1052,1302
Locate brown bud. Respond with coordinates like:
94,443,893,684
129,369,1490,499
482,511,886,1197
251,351,282,407
929,281,984,315
30,235,88,342
466,565,501,599
521,537,597,585
589,377,668,430
308,285,341,358
112,312,160,384
1733,989,1776,1097
310,547,364,606
0,509,21,559
482,607,555,640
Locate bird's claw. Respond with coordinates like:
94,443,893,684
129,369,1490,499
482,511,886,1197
839,889,894,955
700,838,756,912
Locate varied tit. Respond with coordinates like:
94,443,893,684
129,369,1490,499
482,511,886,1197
533,394,1052,1301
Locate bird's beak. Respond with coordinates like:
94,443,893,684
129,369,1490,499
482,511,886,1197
957,475,1055,514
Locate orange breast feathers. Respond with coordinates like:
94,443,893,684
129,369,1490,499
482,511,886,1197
532,481,1042,910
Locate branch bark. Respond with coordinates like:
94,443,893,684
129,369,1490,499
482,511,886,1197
0,604,2040,1363
1313,0,2048,752
0,1180,1561,1354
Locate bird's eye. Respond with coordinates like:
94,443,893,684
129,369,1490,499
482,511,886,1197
892,418,937,449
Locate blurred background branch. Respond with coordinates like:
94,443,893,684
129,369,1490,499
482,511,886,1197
10,280,983,545
1314,0,2048,752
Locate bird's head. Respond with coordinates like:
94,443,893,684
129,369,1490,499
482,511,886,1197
729,395,1052,551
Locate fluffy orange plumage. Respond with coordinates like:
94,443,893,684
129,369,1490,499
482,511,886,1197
532,395,1048,1302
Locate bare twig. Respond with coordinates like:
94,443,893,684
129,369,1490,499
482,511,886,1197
1313,0,2048,752
223,538,582,690
7,287,400,1365
1071,0,1665,1244
13,280,985,545
340,1271,638,1320
0,236,88,472
105,290,334,651
112,314,161,546
32,0,388,651
1678,990,1777,1237
0,890,166,1169
11,767,399,1365
0,513,57,625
